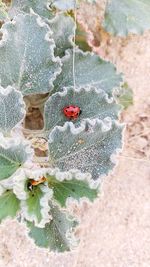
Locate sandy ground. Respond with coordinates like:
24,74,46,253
0,1,150,267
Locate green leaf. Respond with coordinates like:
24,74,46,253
28,203,78,252
0,190,20,221
0,1,8,20
44,86,120,132
48,119,123,180
115,83,133,109
49,0,76,11
53,49,122,96
103,0,150,36
0,139,32,181
47,173,98,207
0,86,25,135
21,184,52,227
48,13,75,57
0,12,61,95
9,0,54,19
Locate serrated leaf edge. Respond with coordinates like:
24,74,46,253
26,204,79,252
29,9,62,93
49,118,124,179
0,134,34,189
0,133,33,156
13,169,28,200
46,168,99,208
49,12,75,48
49,117,113,142
21,185,53,228
77,11,95,48
0,10,62,95
46,167,99,189
49,85,115,102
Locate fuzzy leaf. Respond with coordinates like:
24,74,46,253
50,0,76,11
0,190,20,221
48,13,74,57
48,119,123,180
44,86,120,132
47,174,98,207
9,0,54,19
0,140,32,181
103,0,150,36
26,186,45,223
21,183,52,227
0,86,25,135
28,203,78,252
0,1,8,20
53,49,122,96
0,12,61,95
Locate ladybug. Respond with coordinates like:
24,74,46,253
27,176,47,192
63,105,82,120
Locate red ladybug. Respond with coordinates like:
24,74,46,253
63,105,82,120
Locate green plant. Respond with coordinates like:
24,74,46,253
1,0,146,252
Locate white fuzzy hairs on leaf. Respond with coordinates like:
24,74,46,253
13,169,28,200
46,167,100,190
21,185,53,228
49,117,113,143
0,85,26,131
29,9,62,89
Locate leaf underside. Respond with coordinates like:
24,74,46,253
48,119,123,180
28,203,78,252
103,0,150,36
